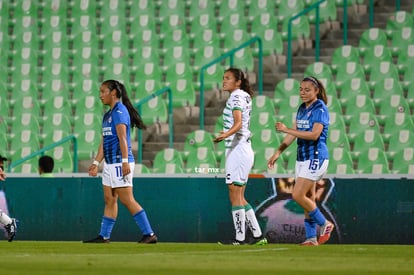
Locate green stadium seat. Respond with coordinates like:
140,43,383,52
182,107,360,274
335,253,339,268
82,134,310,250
217,0,245,18
130,46,160,69
387,128,414,155
352,129,385,156
42,115,72,148
277,0,305,22
132,79,164,101
346,111,380,142
277,95,301,118
368,61,400,87
326,94,342,114
343,94,376,117
328,128,351,152
307,0,337,23
252,95,276,115
246,0,276,18
131,62,163,86
250,14,283,57
273,78,300,104
251,129,280,155
356,148,390,174
390,27,414,57
335,61,366,90
153,148,184,173
250,111,276,134
129,28,160,50
386,11,414,35
164,62,194,88
191,29,221,52
48,145,74,173
73,113,101,137
159,14,186,35
194,63,224,91
162,46,191,69
10,129,41,154
160,29,190,50
188,13,217,37
329,111,347,132
372,77,403,101
10,152,38,174
331,45,361,74
139,97,168,126
156,0,185,17
11,96,42,118
337,78,370,108
187,0,216,18
382,112,414,143
253,147,287,174
391,147,414,174
185,147,218,173
327,147,355,174
377,94,410,126
128,14,157,37
167,78,196,108
134,163,151,174
219,13,248,32
281,16,311,41
69,0,98,17
396,44,414,75
404,81,414,109
358,28,388,56
221,29,251,52
225,46,255,73
362,45,393,74
183,130,215,159
75,129,101,160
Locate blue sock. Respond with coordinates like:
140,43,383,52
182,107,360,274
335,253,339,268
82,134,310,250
308,208,326,226
133,210,153,235
304,218,317,239
99,216,116,239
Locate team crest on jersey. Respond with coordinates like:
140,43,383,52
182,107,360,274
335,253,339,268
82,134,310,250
108,116,112,123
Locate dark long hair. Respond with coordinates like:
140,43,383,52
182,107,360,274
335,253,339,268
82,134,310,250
302,76,328,105
102,79,147,129
225,67,254,97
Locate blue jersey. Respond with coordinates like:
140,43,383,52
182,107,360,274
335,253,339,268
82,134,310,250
295,99,329,161
102,102,134,164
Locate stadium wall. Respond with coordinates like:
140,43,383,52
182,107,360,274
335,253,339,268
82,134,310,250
1,176,413,244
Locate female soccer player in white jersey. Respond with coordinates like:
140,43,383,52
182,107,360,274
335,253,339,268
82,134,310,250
214,68,267,245
0,167,17,242
268,76,334,246
83,80,157,244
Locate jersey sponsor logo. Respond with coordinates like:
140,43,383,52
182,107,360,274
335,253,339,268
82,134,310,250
102,127,113,136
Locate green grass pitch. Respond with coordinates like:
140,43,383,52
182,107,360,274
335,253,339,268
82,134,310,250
0,242,413,274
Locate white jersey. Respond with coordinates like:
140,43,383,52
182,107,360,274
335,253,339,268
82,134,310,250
223,89,252,149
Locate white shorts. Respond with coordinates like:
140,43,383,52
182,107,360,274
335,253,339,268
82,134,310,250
102,162,135,188
225,141,254,186
295,159,329,182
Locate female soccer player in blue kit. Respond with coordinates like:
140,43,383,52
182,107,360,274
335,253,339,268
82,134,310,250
83,80,157,244
214,68,267,245
268,76,334,246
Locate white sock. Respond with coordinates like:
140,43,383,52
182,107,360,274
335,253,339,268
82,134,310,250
245,208,263,238
0,210,12,226
232,207,246,241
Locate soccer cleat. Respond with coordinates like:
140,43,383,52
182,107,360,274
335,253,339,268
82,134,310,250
83,235,110,243
300,238,319,246
319,221,334,244
139,233,158,244
250,235,268,245
218,239,246,245
4,218,17,242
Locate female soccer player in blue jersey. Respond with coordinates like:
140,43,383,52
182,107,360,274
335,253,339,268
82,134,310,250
214,68,267,245
268,76,334,246
83,80,157,244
